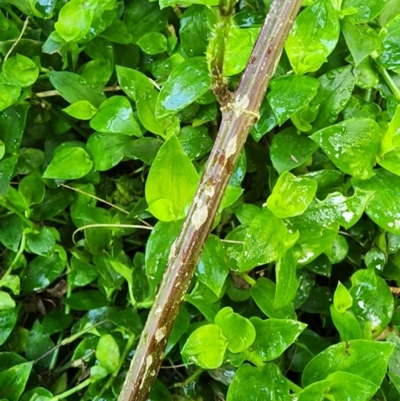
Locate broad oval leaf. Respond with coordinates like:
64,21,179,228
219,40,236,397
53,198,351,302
96,334,120,374
250,317,306,361
155,57,211,118
311,118,381,179
302,339,394,387
43,146,93,180
227,363,289,401
267,171,317,218
145,135,198,221
215,307,256,353
181,324,228,369
285,0,340,75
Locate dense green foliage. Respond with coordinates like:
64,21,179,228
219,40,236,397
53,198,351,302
1,0,400,400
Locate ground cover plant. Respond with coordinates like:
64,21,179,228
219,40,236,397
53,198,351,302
2,0,400,400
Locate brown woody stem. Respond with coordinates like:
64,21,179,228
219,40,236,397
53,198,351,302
118,0,302,400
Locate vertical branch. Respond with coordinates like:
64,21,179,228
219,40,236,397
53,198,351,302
118,0,302,400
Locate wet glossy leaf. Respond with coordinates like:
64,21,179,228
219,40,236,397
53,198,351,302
178,125,213,161
117,65,179,137
270,129,318,174
2,54,39,87
274,250,298,309
250,317,306,361
137,32,167,55
26,226,55,256
196,235,229,297
302,339,394,387
376,15,400,70
224,27,261,76
285,0,340,75
0,362,32,401
0,84,20,113
311,119,381,179
63,100,98,120
145,220,182,289
0,308,18,346
310,65,356,131
267,75,319,125
353,169,400,235
342,0,388,23
180,5,216,58
87,132,130,171
90,96,141,136
349,268,393,336
267,171,317,218
0,214,22,252
251,97,277,141
156,57,211,118
181,324,228,369
227,363,289,401
64,291,109,311
341,21,381,66
145,135,198,221
96,334,120,374
48,71,105,108
240,207,299,270
43,145,93,180
250,278,297,319
215,307,256,353
22,254,65,293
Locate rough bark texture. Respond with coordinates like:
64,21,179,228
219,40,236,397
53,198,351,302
118,0,303,400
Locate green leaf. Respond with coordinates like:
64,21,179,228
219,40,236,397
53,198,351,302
0,105,28,155
224,27,260,76
250,278,297,319
87,132,131,171
353,169,400,234
311,119,381,179
349,269,393,336
250,317,306,361
181,324,228,369
96,334,120,374
270,129,318,174
180,5,217,58
251,97,277,141
43,145,93,180
227,363,289,401
0,214,22,252
333,282,353,313
310,65,356,131
137,32,167,54
145,220,182,289
302,339,394,387
2,54,39,87
341,21,381,66
342,0,388,23
285,0,340,75
123,0,169,43
267,75,319,125
63,100,98,120
325,234,349,264
239,207,299,270
19,172,45,206
178,125,213,161
69,257,98,287
22,254,65,293
330,306,362,341
116,65,179,137
196,235,229,297
26,226,55,256
54,0,94,42
155,57,211,118
90,96,142,136
64,290,109,311
145,135,198,221
0,156,17,196
0,308,18,346
274,250,299,309
0,291,15,310
48,71,105,108
0,362,32,401
214,307,256,353
267,171,317,218
0,84,20,113
376,15,400,70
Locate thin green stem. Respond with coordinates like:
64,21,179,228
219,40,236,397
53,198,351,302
239,272,257,286
0,199,36,229
244,350,265,368
171,368,204,388
286,378,303,393
0,231,26,281
377,65,400,101
49,332,64,370
48,377,93,401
